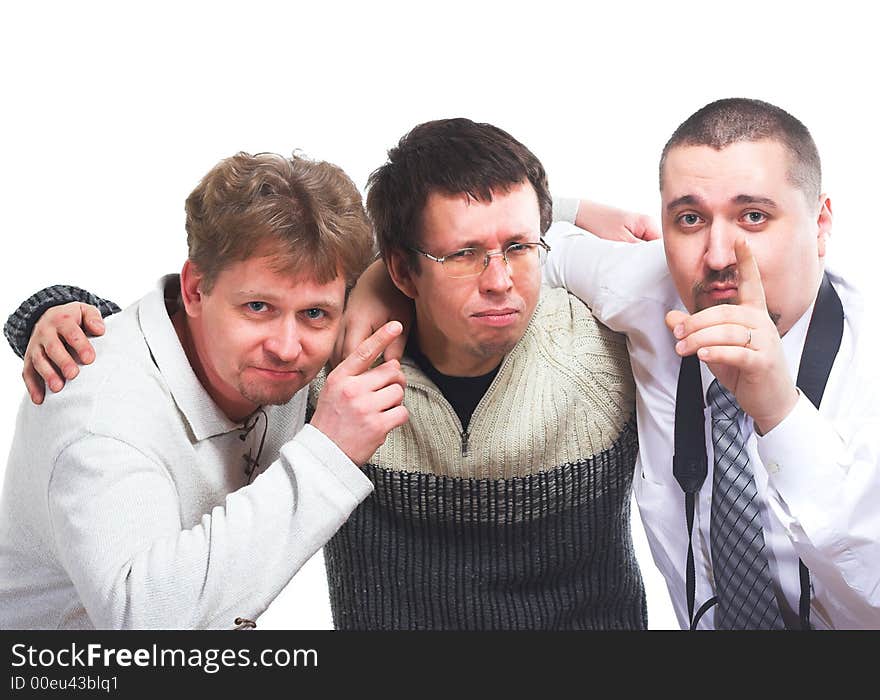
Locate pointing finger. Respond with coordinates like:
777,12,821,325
382,330,407,363
337,321,403,376
734,237,767,309
339,314,374,367
359,359,407,392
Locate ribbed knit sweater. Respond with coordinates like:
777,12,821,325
3,285,120,359
319,287,646,629
5,282,646,629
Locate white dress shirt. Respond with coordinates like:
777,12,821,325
0,275,373,629
543,222,880,629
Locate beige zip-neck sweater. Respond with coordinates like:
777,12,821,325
324,287,646,629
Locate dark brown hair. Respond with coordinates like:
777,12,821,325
660,98,822,201
185,151,374,292
366,118,552,271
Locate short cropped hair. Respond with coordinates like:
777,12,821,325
366,118,553,271
185,151,374,292
659,98,822,201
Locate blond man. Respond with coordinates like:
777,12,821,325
0,152,407,629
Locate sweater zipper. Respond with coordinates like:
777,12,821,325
456,344,521,457
411,353,512,458
403,295,542,459
402,380,472,456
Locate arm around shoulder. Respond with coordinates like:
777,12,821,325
4,284,119,358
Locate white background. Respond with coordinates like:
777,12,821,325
1,1,877,630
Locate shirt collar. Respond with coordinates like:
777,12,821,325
138,274,240,441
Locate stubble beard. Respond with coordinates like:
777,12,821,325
237,373,306,408
472,337,518,363
693,268,782,327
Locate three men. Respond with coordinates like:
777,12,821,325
9,98,872,630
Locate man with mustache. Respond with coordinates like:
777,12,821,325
327,98,880,629
542,98,880,628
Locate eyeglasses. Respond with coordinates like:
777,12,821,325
409,239,551,279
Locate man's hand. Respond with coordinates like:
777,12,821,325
331,259,413,368
666,238,799,434
23,302,105,405
311,321,409,465
575,199,661,243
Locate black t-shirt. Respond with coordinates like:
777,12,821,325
406,336,499,432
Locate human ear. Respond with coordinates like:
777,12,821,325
816,194,832,258
179,260,207,316
386,250,419,300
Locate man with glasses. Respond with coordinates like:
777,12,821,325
318,118,645,629
7,119,648,629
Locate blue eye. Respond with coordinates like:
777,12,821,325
304,308,325,320
679,213,702,227
743,211,767,225
247,301,267,312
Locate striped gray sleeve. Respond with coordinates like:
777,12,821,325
3,285,121,359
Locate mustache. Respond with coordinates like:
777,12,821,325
694,265,737,295
691,266,782,328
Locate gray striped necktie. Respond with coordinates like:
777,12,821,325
707,379,785,630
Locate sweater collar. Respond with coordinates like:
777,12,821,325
402,293,545,394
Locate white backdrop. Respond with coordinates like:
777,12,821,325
1,1,877,630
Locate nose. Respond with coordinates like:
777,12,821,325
704,219,738,272
265,317,302,363
478,251,513,294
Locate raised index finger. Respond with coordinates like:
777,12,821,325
336,321,403,376
735,237,767,309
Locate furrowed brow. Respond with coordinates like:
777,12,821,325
666,194,703,212
732,194,778,208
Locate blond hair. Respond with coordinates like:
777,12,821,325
185,151,374,292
